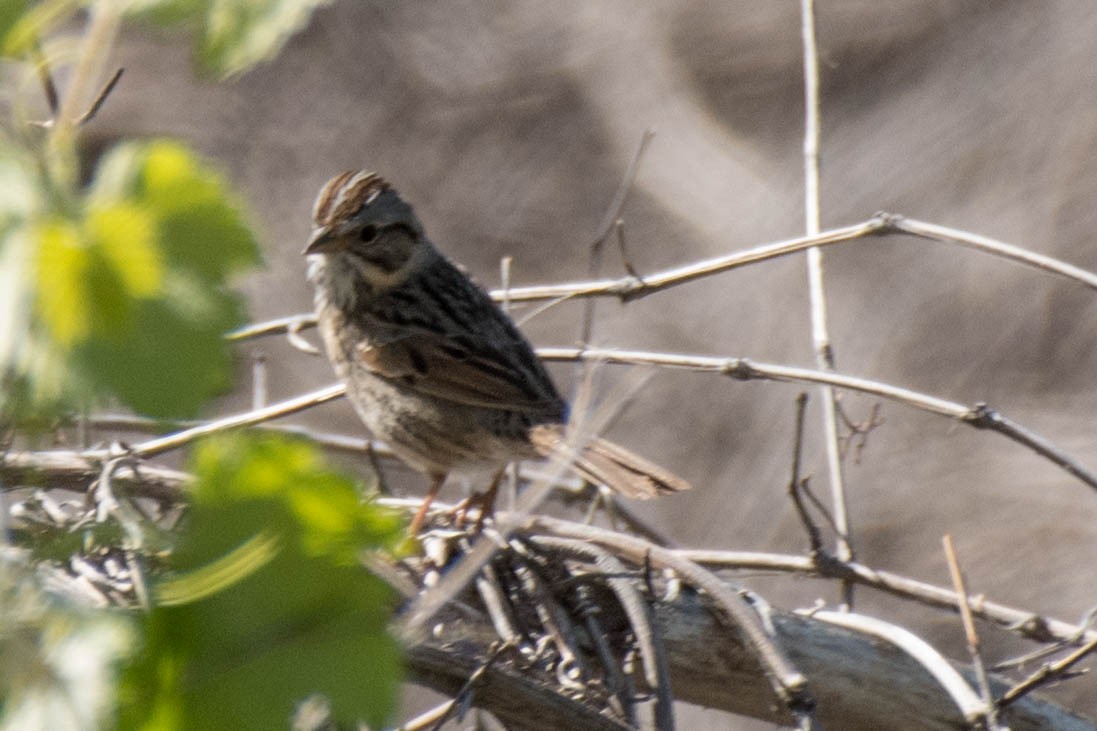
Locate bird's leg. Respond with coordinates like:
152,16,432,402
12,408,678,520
453,467,506,531
409,472,446,535
474,467,506,531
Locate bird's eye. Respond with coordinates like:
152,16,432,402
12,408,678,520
358,225,378,243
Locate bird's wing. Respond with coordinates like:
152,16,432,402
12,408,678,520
354,331,564,414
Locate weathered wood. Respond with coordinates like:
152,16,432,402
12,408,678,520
407,589,1097,730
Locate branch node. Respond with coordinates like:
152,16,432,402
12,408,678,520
720,358,753,381
964,402,1000,429
869,211,904,233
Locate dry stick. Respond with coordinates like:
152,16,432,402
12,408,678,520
891,215,1097,290
943,534,1002,730
124,383,346,459
672,546,1093,646
526,517,814,716
534,347,1097,493
50,2,121,156
505,511,1097,649
999,634,1097,709
799,0,854,613
30,41,59,115
531,536,674,731
495,212,1097,302
787,393,825,555
22,414,672,543
76,344,1097,497
251,350,268,410
499,255,522,514
87,413,396,461
227,220,884,346
579,129,655,350
75,66,123,126
225,212,1097,347
398,640,514,731
994,607,1097,671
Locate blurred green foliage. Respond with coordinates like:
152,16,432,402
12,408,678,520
131,0,334,78
121,434,405,730
2,2,406,730
1,140,259,420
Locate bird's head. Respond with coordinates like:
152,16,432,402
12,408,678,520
304,171,430,298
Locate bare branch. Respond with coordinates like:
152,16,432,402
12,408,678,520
534,346,1097,493
787,393,825,555
943,534,1002,729
891,214,1097,291
76,67,124,126
524,517,814,715
1000,635,1097,710
800,0,854,613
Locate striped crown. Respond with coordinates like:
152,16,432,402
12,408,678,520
312,171,390,227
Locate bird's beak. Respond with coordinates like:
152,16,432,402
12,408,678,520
302,227,338,255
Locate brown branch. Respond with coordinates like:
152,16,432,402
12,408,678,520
943,534,1002,729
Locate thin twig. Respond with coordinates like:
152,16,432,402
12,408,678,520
943,534,1002,729
496,514,1094,648
834,401,884,463
30,41,59,115
535,346,1097,491
410,640,513,731
614,220,645,282
999,634,1097,709
43,344,1097,500
228,221,885,344
533,346,1097,493
994,606,1097,671
800,0,853,612
577,129,655,386
891,214,1097,291
76,66,123,126
531,535,675,730
227,313,318,343
51,2,122,153
787,393,824,555
526,517,814,715
667,547,1091,647
126,383,346,458
226,211,1097,346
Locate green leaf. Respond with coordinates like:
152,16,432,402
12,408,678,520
1,0,68,59
132,0,331,78
0,0,28,57
202,0,332,77
120,434,405,731
31,138,263,418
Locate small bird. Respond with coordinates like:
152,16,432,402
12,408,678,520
305,171,690,534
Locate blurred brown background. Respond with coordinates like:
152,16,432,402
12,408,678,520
93,1,1097,725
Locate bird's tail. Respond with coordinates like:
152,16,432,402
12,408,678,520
528,424,691,499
